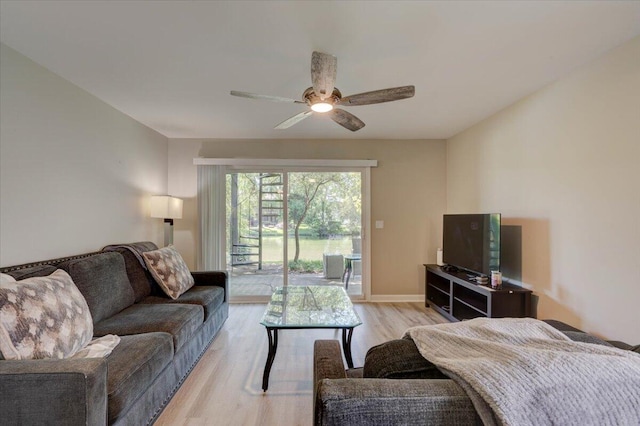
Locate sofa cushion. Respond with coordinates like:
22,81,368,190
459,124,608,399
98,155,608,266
140,286,225,321
0,270,93,360
542,319,584,333
105,332,174,424
142,246,194,300
58,252,135,324
102,242,159,302
346,367,364,378
562,331,614,347
93,303,203,352
6,265,57,281
363,338,447,379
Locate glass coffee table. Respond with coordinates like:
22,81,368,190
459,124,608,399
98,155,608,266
260,285,362,391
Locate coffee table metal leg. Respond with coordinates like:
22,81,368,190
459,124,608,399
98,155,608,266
262,327,278,391
341,328,355,368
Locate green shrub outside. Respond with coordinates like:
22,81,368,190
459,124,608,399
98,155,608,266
288,259,323,273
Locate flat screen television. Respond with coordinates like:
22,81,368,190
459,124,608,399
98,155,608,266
442,213,501,276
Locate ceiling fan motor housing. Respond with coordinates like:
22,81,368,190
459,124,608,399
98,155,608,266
303,87,342,108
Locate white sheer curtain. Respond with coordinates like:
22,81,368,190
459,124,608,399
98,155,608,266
197,165,226,271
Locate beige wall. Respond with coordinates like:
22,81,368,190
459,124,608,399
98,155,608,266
168,138,447,298
446,37,640,342
0,44,168,265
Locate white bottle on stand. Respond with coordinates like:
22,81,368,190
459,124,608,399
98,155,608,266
436,248,444,266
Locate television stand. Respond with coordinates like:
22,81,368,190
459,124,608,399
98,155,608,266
424,264,532,321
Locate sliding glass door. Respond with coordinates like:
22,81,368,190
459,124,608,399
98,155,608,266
286,172,362,295
227,169,364,301
227,172,285,298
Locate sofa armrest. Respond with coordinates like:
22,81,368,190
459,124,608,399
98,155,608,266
0,358,108,426
314,340,348,425
314,340,348,382
316,378,480,426
313,339,481,426
192,271,228,301
607,340,633,350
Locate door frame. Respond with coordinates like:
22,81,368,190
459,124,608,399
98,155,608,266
196,158,376,303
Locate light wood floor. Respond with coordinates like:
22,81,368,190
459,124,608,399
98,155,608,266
155,302,446,426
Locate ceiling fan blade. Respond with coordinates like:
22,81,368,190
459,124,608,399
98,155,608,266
230,90,304,103
340,85,415,106
274,110,314,130
330,108,365,132
311,51,337,100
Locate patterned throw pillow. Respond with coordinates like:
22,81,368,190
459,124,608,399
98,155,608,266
142,245,194,300
0,269,93,360
72,334,120,359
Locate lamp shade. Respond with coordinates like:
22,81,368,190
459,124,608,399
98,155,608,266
150,195,183,219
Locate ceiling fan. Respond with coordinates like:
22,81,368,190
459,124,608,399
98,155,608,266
230,51,415,132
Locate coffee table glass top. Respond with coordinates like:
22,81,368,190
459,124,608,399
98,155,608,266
260,285,362,328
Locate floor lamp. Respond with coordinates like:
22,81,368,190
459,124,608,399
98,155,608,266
150,195,183,246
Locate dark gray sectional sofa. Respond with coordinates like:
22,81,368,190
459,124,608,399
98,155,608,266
0,242,228,425
313,320,639,426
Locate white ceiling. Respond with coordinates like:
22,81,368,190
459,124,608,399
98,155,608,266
1,1,639,140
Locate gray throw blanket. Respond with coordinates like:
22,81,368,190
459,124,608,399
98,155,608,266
102,242,158,270
405,318,640,426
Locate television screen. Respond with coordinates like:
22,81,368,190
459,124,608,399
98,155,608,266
442,214,500,276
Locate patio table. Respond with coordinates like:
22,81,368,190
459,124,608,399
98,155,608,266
342,254,361,289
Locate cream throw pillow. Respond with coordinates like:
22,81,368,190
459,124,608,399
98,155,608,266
1,273,16,284
142,245,194,300
0,269,93,360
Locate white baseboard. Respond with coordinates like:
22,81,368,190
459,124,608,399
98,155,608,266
369,294,425,303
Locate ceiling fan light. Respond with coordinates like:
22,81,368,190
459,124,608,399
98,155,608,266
311,102,333,113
